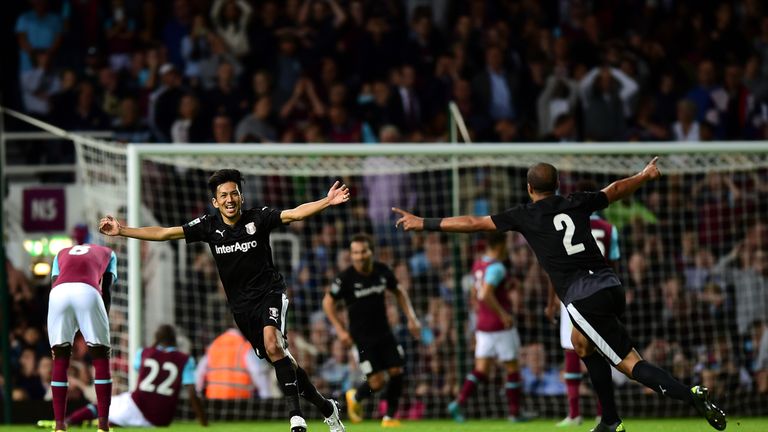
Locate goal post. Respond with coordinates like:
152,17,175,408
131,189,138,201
74,139,768,419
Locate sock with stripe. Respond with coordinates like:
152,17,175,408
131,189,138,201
582,352,619,425
92,357,112,430
457,370,486,405
632,360,692,402
52,356,70,430
295,365,333,418
273,356,303,418
505,371,521,417
565,349,582,418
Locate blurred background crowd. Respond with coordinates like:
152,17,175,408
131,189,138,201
3,0,768,418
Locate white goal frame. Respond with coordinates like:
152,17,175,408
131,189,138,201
125,141,768,387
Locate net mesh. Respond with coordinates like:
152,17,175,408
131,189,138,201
74,140,768,421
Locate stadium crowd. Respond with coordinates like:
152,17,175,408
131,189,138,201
4,0,768,420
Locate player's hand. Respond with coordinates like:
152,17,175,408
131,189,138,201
99,215,121,236
500,312,514,329
642,156,661,180
407,319,422,340
544,302,557,324
327,181,350,206
338,329,353,348
392,207,423,231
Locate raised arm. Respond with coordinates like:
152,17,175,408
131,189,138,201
601,157,661,204
280,181,350,223
392,207,496,233
99,215,185,241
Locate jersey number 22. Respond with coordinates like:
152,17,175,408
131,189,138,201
138,358,178,396
554,213,585,255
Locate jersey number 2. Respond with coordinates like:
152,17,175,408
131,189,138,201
138,358,178,396
554,213,585,255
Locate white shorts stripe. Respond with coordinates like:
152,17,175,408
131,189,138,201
566,304,621,365
560,302,575,350
280,294,289,335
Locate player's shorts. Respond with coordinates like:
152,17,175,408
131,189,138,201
356,332,404,376
109,392,153,427
565,285,633,366
560,301,575,350
475,327,521,362
47,282,110,347
234,292,289,360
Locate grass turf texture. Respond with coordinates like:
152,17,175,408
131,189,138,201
5,418,768,432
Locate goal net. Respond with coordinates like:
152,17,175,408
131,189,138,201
74,140,768,421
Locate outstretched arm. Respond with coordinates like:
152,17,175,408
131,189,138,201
281,181,350,223
99,215,185,241
601,157,661,204
392,207,496,232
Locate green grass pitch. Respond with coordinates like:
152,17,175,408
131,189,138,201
4,418,768,432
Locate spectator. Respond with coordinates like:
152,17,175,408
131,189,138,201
171,94,207,143
472,45,518,124
20,50,60,118
754,321,768,393
113,97,151,143
235,96,277,142
672,99,701,141
210,0,253,59
148,63,185,142
15,0,63,75
104,0,137,71
579,66,639,141
537,72,578,137
204,62,243,122
519,343,565,396
68,81,111,130
211,114,234,143
181,14,216,85
392,64,423,134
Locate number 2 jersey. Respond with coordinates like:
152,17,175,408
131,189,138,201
491,191,620,305
182,207,287,313
131,346,196,426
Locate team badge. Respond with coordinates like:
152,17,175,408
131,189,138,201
269,307,279,322
246,222,256,235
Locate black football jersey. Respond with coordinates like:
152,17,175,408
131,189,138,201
183,207,286,313
331,262,398,343
491,191,620,304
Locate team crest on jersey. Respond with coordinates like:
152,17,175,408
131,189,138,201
268,307,279,322
246,222,256,235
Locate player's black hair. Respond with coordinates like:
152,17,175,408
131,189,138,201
350,233,374,252
208,169,243,197
527,162,559,194
486,232,507,250
154,324,177,347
